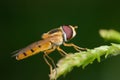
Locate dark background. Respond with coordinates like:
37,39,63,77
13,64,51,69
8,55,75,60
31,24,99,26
1,0,120,80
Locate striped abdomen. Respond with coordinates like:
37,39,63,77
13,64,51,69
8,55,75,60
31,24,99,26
14,40,52,60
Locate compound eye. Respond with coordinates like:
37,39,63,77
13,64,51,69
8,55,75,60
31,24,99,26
62,25,73,40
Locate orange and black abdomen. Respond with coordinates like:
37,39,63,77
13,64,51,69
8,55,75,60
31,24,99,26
15,40,52,60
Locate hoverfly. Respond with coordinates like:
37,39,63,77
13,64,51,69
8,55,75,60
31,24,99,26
13,25,86,75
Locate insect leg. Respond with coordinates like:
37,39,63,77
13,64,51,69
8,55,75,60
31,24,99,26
56,46,68,56
44,46,56,54
43,46,57,78
63,43,87,51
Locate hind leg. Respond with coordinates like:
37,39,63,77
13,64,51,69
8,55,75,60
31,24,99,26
43,46,57,76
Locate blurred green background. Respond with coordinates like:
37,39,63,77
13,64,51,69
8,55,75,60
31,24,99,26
1,0,120,80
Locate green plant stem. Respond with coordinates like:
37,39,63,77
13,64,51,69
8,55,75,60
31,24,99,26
50,43,120,80
49,29,120,80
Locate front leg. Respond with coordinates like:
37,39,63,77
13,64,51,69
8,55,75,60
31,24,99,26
63,43,87,51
